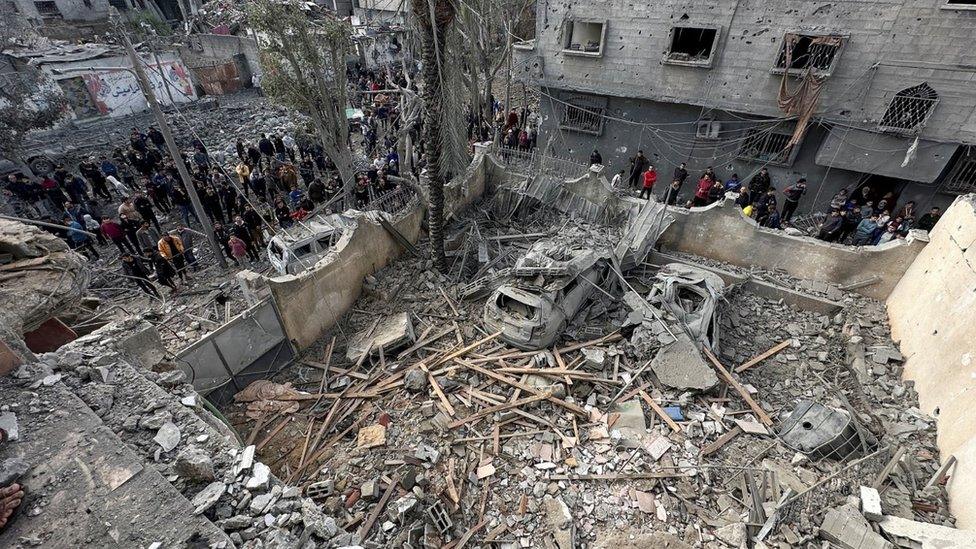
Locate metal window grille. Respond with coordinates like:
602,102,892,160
879,83,939,134
737,128,794,166
33,0,60,16
775,35,841,73
559,102,604,135
944,146,976,195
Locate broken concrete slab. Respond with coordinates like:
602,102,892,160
0,411,19,441
611,399,646,448
650,331,718,391
820,505,893,549
860,486,883,521
153,422,181,453
543,495,576,549
118,323,167,368
877,514,976,548
346,312,416,361
191,481,227,515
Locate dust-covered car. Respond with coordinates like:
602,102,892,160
646,263,726,352
483,241,607,350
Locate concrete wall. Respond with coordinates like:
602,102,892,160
535,90,959,216
520,0,976,145
887,194,976,528
47,52,196,118
657,195,928,300
268,148,497,349
12,0,110,22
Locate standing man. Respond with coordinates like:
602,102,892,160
781,178,807,222
589,149,603,166
917,207,942,232
640,165,657,200
629,151,649,189
673,162,689,186
663,180,681,206
750,167,771,198
121,253,161,298
64,216,100,260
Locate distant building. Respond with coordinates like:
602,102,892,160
351,0,407,27
5,0,203,39
513,0,976,213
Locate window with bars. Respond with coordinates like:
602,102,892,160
33,0,61,16
737,126,799,166
559,102,604,135
879,83,939,135
774,34,843,76
943,147,976,195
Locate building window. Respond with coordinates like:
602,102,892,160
737,125,800,166
878,83,939,135
664,26,720,67
559,101,604,135
562,20,606,57
774,33,844,76
943,146,976,195
33,0,61,16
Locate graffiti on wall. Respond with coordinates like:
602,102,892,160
82,61,196,116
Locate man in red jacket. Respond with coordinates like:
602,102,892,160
639,165,658,200
693,174,713,207
100,216,135,255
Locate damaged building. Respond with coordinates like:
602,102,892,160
1,130,975,548
513,0,976,214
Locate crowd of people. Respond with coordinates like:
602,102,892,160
604,148,942,245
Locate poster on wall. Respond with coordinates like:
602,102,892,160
82,61,196,116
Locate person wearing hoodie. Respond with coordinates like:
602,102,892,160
82,214,106,246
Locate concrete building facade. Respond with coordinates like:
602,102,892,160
513,0,976,214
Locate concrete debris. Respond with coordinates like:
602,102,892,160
153,422,181,453
714,522,748,548
175,446,216,482
0,458,29,487
191,481,227,515
877,514,976,548
346,312,416,361
649,330,719,391
0,411,19,441
245,462,271,490
403,369,428,393
860,486,884,521
233,380,304,419
356,424,387,449
543,496,576,549
820,505,893,549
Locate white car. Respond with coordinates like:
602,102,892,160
483,242,606,350
267,214,347,275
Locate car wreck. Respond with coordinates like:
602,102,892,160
267,213,348,275
482,241,608,350
645,262,726,352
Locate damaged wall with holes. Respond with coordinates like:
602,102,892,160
268,147,500,350
887,193,976,528
516,0,976,211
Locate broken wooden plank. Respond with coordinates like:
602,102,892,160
456,359,588,418
421,362,455,417
448,393,551,429
637,389,682,433
451,519,487,549
925,455,957,489
734,340,792,373
703,348,773,427
396,325,454,359
700,426,743,457
357,473,401,541
872,446,907,489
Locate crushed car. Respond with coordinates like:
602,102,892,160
482,241,608,350
645,262,726,352
267,213,348,275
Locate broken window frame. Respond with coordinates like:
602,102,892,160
942,146,976,195
561,19,607,58
559,99,605,136
663,25,721,68
772,32,845,77
878,83,940,136
736,123,802,167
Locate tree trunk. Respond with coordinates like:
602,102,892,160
414,0,456,273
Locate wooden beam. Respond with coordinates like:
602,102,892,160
703,348,773,427
358,474,401,541
637,389,682,433
421,362,455,417
456,359,588,418
734,340,792,373
448,393,551,429
700,426,742,457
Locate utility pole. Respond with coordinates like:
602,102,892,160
118,22,228,269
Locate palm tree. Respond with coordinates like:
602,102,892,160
412,0,456,272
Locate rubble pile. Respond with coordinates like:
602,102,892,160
226,208,952,548
1,319,358,547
